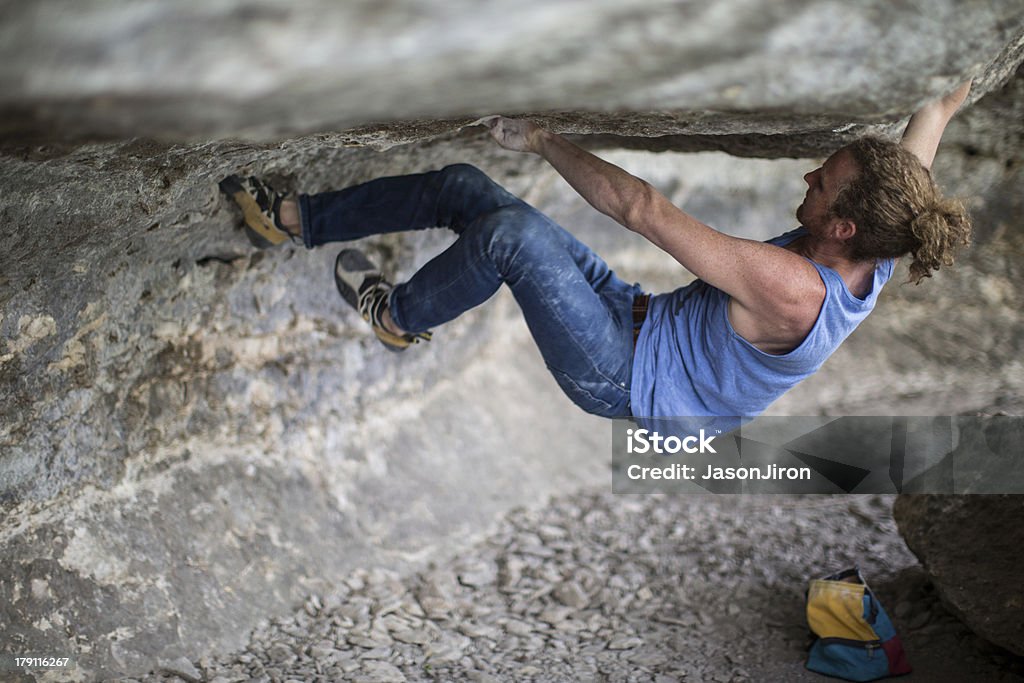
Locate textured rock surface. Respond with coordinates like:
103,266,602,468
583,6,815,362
2,0,1024,155
894,495,1024,657
2,1,1024,679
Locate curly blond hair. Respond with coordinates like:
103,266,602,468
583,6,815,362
829,137,972,284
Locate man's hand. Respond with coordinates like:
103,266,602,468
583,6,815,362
485,115,545,153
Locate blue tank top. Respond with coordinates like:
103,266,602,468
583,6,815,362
629,227,895,428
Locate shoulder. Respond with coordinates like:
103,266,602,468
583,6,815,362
727,253,826,354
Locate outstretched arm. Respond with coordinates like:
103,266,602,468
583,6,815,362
484,116,750,277
900,79,972,169
484,116,648,226
484,116,822,333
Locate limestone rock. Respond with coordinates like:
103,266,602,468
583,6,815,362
2,0,1024,153
159,656,203,683
893,495,1024,656
1,2,1023,680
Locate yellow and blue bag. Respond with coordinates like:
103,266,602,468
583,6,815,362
805,567,911,681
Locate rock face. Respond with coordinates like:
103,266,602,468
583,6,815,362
1,1,1024,679
893,495,1024,656
2,0,1024,155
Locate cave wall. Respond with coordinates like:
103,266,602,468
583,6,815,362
1,1,1024,679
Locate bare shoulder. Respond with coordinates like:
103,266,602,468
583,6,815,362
733,237,826,312
632,193,825,350
726,244,827,355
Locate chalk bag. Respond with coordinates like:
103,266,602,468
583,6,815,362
805,566,912,681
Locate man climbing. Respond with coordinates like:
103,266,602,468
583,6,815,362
219,80,972,423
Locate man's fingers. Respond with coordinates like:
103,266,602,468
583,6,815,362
471,115,502,129
475,115,534,152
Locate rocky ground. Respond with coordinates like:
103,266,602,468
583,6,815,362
111,490,1024,683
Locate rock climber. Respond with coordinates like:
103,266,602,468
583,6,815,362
219,80,972,425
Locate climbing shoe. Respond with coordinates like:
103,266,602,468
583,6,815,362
218,174,300,248
334,249,432,352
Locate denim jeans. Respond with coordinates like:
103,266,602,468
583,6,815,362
298,164,642,417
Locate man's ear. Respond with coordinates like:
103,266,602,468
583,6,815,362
830,218,856,241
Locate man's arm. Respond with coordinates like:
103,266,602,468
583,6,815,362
485,116,821,328
900,79,972,169
484,116,648,225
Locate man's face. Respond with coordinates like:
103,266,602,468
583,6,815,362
796,148,859,235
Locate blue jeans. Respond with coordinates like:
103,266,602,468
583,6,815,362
299,164,642,417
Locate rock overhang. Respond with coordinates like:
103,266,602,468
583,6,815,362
2,0,1024,153
2,1,1024,678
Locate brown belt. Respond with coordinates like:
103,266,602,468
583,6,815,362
632,294,650,349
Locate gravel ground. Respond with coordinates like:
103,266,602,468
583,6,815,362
132,491,1024,683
